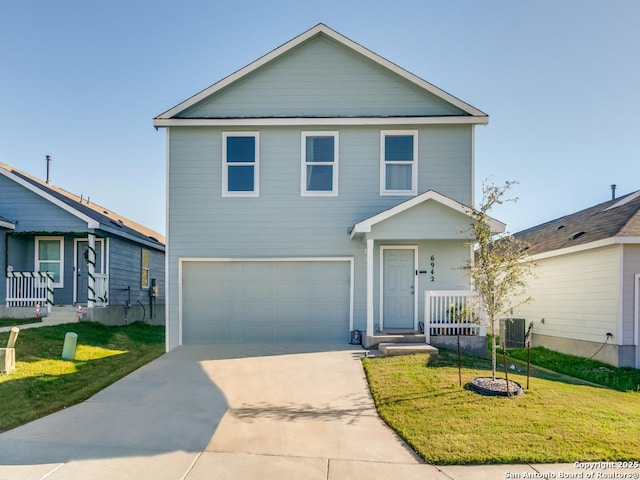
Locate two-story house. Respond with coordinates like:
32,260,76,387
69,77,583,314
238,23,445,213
154,24,501,350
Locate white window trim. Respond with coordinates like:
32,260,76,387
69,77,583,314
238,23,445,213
222,131,260,197
380,130,418,196
301,131,339,197
35,236,64,288
141,248,150,289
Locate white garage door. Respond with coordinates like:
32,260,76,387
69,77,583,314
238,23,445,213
181,259,352,344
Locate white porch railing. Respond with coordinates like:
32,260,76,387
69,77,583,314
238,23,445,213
424,290,486,343
93,273,108,306
5,272,54,313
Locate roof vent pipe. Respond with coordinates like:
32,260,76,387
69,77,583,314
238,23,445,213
611,184,616,200
45,155,52,184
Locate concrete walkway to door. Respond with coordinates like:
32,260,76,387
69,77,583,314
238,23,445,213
0,344,582,479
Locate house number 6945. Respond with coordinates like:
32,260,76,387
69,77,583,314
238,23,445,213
430,255,435,282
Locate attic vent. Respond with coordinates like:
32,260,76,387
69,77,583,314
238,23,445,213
148,236,158,242
103,210,109,215
570,231,586,240
110,220,124,229
556,225,565,230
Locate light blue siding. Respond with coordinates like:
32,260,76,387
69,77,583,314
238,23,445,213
180,36,467,119
167,123,474,348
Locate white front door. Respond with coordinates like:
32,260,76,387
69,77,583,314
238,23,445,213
381,247,417,330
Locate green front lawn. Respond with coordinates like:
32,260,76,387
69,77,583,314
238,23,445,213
0,322,164,433
363,350,640,465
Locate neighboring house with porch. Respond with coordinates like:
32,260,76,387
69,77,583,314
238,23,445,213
0,162,165,324
510,190,640,368
154,23,503,351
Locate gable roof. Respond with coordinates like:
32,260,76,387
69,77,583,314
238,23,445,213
513,190,640,256
350,190,505,239
0,162,164,249
154,23,488,126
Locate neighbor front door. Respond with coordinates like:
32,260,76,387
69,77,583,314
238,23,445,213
382,248,416,330
75,240,103,304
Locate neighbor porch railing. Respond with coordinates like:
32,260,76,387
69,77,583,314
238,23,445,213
93,273,108,306
5,271,54,313
424,290,485,343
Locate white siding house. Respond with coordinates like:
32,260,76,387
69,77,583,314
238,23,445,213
154,24,501,350
511,191,640,368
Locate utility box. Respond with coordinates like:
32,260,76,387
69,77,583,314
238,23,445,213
500,318,526,349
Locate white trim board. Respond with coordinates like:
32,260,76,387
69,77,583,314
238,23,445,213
154,116,488,128
351,189,505,239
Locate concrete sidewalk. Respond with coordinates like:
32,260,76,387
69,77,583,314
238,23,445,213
0,317,77,334
0,345,627,479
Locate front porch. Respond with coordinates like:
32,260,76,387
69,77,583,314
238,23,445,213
5,270,108,313
363,290,488,357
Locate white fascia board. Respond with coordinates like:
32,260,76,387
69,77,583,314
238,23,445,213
0,167,99,229
350,190,504,239
0,219,16,229
154,24,488,121
179,256,353,263
153,115,488,128
526,236,640,262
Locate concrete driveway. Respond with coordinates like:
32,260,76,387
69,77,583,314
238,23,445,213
0,344,441,480
0,344,580,479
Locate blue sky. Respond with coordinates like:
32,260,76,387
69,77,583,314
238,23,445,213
1,0,638,235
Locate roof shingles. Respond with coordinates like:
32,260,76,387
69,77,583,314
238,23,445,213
513,191,640,256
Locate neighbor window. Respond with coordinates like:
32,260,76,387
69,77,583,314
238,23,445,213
301,132,338,196
35,237,63,287
223,132,259,196
381,130,418,195
141,249,150,289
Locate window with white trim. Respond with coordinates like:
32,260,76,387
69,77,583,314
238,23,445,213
301,132,338,196
380,130,418,195
35,237,64,287
223,132,259,196
141,249,150,289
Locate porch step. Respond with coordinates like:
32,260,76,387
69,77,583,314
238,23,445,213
378,343,439,356
364,333,425,348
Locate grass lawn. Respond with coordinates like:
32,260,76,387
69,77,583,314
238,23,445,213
0,322,164,433
363,350,640,465
504,346,640,392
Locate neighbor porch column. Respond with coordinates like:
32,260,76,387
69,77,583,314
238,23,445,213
87,233,96,309
366,237,374,338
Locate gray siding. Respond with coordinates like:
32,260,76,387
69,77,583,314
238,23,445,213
181,36,467,119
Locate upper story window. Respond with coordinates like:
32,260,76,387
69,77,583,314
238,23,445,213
380,130,418,196
35,236,64,287
223,132,259,197
301,132,338,196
